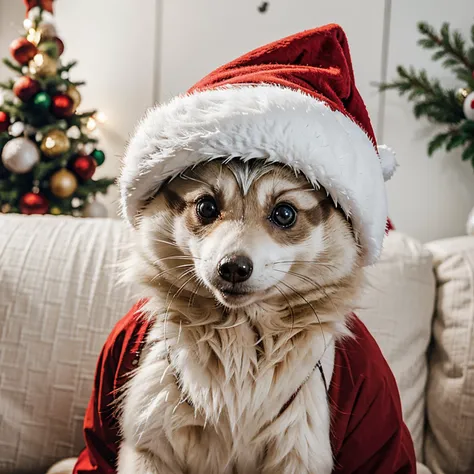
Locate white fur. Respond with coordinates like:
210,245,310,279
120,85,394,266
119,306,336,474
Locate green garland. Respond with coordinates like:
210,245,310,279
380,22,474,165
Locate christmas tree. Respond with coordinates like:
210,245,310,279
380,22,474,166
0,1,114,217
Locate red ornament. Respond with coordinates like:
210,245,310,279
72,155,97,180
51,94,74,118
24,0,54,14
9,37,38,65
19,192,49,215
13,76,41,102
0,111,10,133
54,37,64,56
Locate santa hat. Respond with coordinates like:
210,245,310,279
120,24,397,266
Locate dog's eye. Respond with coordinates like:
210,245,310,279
196,196,219,222
270,203,297,228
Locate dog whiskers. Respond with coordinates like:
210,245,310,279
274,268,341,318
273,284,296,333
271,277,327,354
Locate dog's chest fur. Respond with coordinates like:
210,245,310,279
119,312,336,474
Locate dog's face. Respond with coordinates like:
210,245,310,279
137,160,361,317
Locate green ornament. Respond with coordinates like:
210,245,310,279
33,92,52,110
92,149,105,166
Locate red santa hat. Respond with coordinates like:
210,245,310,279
120,24,397,266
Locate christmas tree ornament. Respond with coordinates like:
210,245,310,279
29,52,57,77
13,76,40,101
35,131,43,142
50,168,77,198
91,149,105,166
1,203,11,213
9,37,38,65
19,191,48,215
72,155,97,180
33,91,52,109
462,91,474,121
1,137,40,173
66,126,81,139
0,111,10,132
51,94,74,118
9,121,25,137
83,200,108,218
66,85,81,111
40,129,70,157
455,87,471,104
50,206,61,215
54,37,64,56
60,71,69,80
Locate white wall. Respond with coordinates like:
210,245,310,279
1,0,474,240
383,0,474,242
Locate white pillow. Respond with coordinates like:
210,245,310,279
356,231,436,461
424,236,474,474
0,215,136,474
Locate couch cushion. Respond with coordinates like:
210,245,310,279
0,215,136,474
424,236,474,474
357,231,436,461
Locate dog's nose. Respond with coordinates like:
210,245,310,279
218,255,253,283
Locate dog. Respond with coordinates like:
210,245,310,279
117,159,363,473
49,24,416,474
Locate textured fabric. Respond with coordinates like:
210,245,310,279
356,231,436,460
0,216,433,473
424,236,474,474
120,24,396,266
0,215,137,474
74,308,416,473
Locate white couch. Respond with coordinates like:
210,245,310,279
0,215,473,474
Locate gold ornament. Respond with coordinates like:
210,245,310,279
66,85,81,112
1,204,11,213
40,129,70,157
455,87,471,105
50,169,77,198
29,52,57,77
50,206,62,215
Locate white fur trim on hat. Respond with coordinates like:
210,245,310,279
120,85,393,266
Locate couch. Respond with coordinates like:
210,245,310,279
0,214,473,474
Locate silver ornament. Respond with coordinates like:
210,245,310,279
1,137,40,173
463,91,474,121
9,121,25,137
83,200,108,218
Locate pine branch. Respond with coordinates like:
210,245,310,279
58,60,78,73
0,80,14,90
2,58,23,74
427,132,451,155
379,66,464,124
418,22,474,71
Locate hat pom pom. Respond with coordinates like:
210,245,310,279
378,145,398,182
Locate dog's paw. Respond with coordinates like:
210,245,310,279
45,458,78,474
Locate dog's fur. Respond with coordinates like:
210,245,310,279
115,159,364,474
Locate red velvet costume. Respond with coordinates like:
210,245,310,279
74,301,416,473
